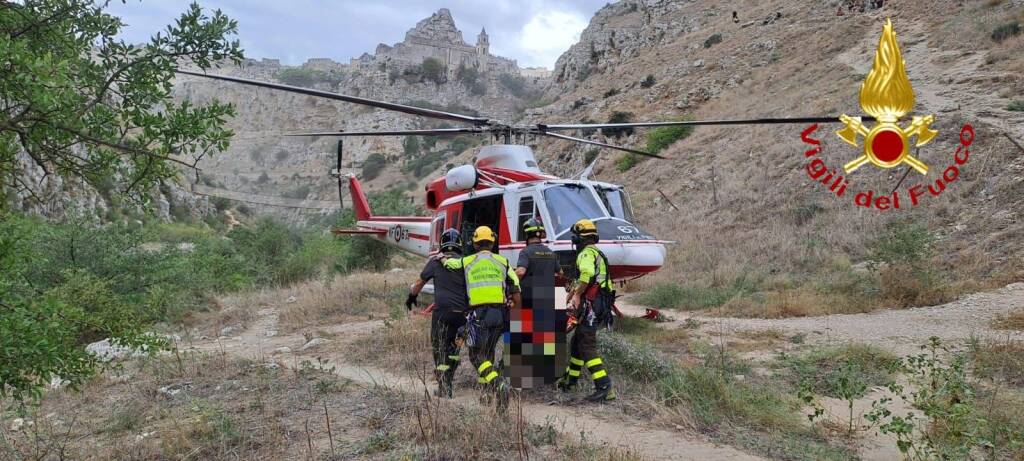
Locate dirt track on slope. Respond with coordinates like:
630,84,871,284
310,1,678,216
188,308,763,461
620,282,1024,356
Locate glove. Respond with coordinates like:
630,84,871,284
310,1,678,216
405,293,418,311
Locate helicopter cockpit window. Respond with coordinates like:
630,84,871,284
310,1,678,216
598,187,634,221
542,185,606,237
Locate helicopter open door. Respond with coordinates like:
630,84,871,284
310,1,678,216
456,192,504,253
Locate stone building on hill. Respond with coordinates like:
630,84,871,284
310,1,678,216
351,8,518,78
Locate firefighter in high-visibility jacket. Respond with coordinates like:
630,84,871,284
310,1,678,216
442,226,521,411
558,218,617,402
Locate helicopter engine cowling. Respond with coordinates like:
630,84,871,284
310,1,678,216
444,165,478,191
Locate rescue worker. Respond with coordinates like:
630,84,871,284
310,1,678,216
442,225,521,412
557,218,617,402
406,229,468,398
514,218,563,282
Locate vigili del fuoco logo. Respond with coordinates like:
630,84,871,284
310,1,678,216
800,19,975,210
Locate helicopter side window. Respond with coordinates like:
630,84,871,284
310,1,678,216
598,187,635,221
542,185,606,238
516,196,536,242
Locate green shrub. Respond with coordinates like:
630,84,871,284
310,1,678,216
869,221,935,266
640,74,656,88
615,153,640,172
282,184,310,199
635,278,757,310
402,136,421,156
602,87,620,98
703,33,723,48
498,73,527,97
421,57,445,84
602,111,634,138
780,344,898,399
645,122,693,154
583,149,599,164
991,21,1021,42
1007,100,1024,111
362,153,387,180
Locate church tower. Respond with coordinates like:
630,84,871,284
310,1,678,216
476,27,489,56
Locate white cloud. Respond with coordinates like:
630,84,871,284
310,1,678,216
517,10,588,68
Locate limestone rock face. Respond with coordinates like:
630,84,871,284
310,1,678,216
175,9,546,221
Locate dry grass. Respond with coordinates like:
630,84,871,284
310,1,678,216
340,314,433,374
0,352,368,460
0,351,641,461
277,271,409,332
970,337,1024,389
993,308,1024,330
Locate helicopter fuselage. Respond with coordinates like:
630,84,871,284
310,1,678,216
343,145,667,282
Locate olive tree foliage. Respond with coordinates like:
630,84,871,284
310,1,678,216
0,0,244,205
0,0,243,403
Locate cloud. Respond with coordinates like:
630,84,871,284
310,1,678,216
516,10,589,68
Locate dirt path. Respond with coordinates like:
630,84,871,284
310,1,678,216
621,282,1024,356
187,309,763,461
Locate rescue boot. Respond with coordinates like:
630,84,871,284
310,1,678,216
585,384,616,403
555,375,579,392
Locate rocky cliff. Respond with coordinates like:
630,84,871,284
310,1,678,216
173,8,545,219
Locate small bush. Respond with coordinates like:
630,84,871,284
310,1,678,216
602,111,634,138
362,153,387,180
645,122,693,154
1007,100,1024,111
640,74,656,88
583,148,599,164
780,344,898,398
870,221,935,266
991,21,1021,42
282,184,310,199
498,73,527,97
615,153,640,172
704,33,723,48
402,136,420,156
603,87,620,98
420,57,446,84
636,278,757,311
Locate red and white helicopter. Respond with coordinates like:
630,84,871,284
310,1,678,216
180,71,852,284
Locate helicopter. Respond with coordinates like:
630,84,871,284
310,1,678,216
177,70,858,283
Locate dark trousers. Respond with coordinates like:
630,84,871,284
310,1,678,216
431,309,466,386
467,305,505,388
565,327,612,389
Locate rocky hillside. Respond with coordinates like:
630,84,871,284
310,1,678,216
174,8,546,218
524,0,1024,307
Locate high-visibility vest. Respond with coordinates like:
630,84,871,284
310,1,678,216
462,252,511,306
577,246,612,291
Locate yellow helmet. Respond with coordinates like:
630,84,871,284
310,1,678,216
571,219,598,237
472,225,496,243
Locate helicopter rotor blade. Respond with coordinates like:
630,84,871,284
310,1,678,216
176,70,491,126
537,116,876,131
283,127,488,137
539,131,665,159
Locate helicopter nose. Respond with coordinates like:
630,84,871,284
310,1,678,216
600,242,667,279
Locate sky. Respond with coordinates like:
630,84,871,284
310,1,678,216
107,0,610,68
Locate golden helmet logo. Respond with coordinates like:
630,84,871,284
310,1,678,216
836,19,938,175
